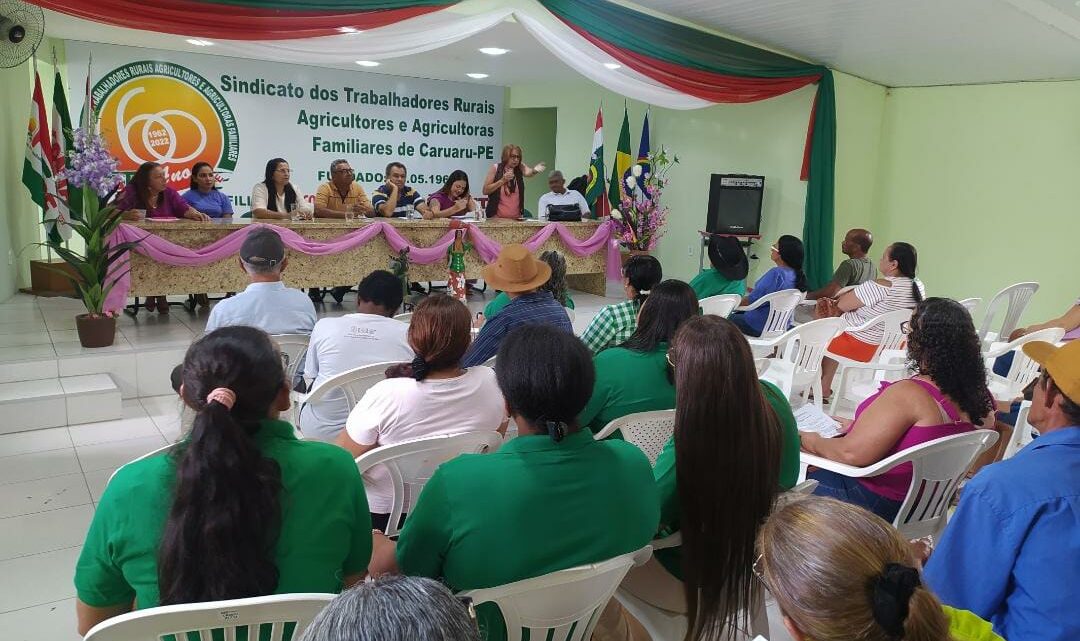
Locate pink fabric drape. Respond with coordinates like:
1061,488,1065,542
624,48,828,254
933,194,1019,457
105,221,620,312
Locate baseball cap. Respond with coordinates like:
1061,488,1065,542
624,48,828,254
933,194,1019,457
240,227,285,267
1022,340,1080,403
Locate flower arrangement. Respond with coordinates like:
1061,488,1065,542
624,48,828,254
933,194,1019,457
610,146,678,251
63,127,122,198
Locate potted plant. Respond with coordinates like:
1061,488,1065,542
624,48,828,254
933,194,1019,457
38,126,138,348
611,147,678,260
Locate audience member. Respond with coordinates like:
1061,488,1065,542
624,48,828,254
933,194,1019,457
612,315,797,641
819,241,925,398
298,576,480,641
182,161,233,218
204,227,316,335
581,254,663,354
75,327,372,635
757,497,1003,641
925,340,1080,641
372,162,430,218
690,234,748,299
300,271,413,441
802,298,995,521
992,294,1080,378
536,169,590,219
483,250,574,320
335,295,507,532
805,228,877,301
367,325,659,641
252,158,309,220
483,144,545,219
731,235,807,337
427,170,477,219
461,245,573,367
579,280,698,435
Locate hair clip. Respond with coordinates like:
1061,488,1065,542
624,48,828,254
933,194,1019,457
543,419,566,443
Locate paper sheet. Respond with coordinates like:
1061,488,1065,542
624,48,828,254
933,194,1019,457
793,403,843,438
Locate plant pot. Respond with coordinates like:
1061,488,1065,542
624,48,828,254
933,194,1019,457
76,313,117,348
620,249,652,268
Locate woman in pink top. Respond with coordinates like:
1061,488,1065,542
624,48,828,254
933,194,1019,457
801,298,995,522
482,144,545,219
115,161,209,313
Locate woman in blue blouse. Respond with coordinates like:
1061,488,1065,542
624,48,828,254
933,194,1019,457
182,162,234,218
731,235,807,336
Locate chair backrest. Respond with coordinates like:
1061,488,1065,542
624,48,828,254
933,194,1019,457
459,547,650,641
1002,401,1036,460
700,294,742,318
860,309,913,362
355,431,503,536
84,593,334,641
301,361,397,410
482,355,497,368
393,312,413,323
771,318,847,404
757,289,804,340
891,430,999,539
957,297,981,317
565,307,577,324
270,334,311,384
593,410,675,465
989,327,1067,399
978,282,1039,343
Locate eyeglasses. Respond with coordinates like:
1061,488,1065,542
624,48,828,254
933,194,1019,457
752,553,766,585
334,168,355,174
666,350,676,367
509,154,522,159
275,168,291,174
900,320,912,335
770,246,779,253
457,596,478,630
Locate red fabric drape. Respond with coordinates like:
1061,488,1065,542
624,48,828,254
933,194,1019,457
30,0,447,40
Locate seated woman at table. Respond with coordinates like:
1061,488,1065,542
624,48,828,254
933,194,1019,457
730,234,807,337
482,250,574,321
116,161,210,313
426,170,476,219
74,327,372,635
252,157,309,220
578,279,697,436
800,297,995,522
182,162,233,219
482,144,545,219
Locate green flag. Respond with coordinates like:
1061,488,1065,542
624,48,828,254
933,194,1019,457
584,106,608,215
52,69,83,222
608,106,631,210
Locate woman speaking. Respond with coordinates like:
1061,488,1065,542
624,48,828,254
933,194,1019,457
482,144,545,219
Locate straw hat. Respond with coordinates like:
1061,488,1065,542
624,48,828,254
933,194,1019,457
481,244,552,293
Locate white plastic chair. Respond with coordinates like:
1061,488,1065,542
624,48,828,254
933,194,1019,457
800,430,999,539
737,289,804,342
700,294,742,318
957,298,981,317
1002,400,1038,460
827,309,913,413
977,282,1039,346
755,318,847,408
270,333,311,384
393,312,413,323
294,361,397,432
459,547,652,641
355,431,503,536
593,409,675,465
84,593,334,641
983,327,1066,401
565,307,577,324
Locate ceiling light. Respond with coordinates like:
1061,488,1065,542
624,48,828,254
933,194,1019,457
603,62,621,70
337,27,363,34
355,60,381,67
466,73,489,79
186,39,213,46
479,47,509,56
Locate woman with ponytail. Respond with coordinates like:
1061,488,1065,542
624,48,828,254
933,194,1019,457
732,234,807,337
366,325,659,641
75,327,372,635
581,253,664,354
819,241,927,398
757,496,1002,641
336,294,507,532
803,298,995,522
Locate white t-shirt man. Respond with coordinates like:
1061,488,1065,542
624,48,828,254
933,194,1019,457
299,313,413,441
537,189,590,218
345,366,506,513
205,281,316,335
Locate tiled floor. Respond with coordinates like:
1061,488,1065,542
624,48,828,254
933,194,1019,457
0,287,617,640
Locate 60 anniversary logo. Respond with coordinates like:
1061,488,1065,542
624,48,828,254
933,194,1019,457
91,60,239,189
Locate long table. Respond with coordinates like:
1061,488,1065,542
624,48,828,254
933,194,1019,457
127,218,608,298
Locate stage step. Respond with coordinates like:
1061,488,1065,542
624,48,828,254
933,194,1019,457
0,374,124,434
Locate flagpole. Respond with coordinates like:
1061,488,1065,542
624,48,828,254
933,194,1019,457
31,54,53,263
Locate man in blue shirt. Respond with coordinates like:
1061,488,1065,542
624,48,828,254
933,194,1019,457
463,244,573,367
924,339,1080,641
371,162,431,218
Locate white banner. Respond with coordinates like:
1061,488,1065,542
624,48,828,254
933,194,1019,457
65,41,504,210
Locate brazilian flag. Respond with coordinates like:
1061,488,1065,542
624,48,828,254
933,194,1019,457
607,106,632,210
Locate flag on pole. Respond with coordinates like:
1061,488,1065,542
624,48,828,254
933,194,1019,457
584,106,609,217
608,105,632,210
50,68,78,228
22,67,65,245
631,111,651,196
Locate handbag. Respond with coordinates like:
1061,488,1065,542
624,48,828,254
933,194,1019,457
547,204,582,222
